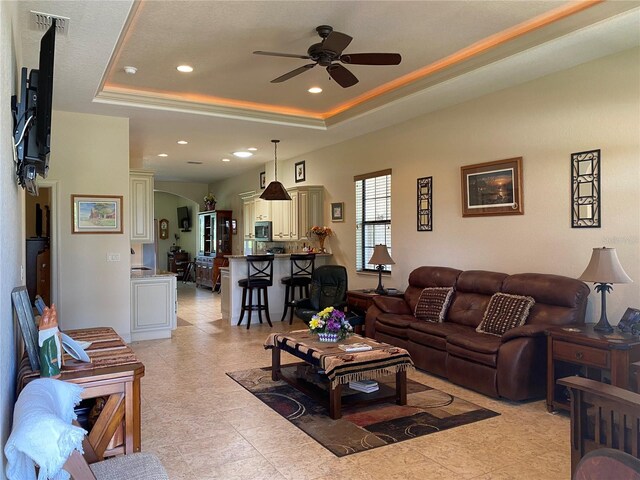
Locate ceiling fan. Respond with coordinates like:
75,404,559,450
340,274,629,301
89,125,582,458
253,25,402,88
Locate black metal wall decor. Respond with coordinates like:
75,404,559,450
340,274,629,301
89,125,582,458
571,149,601,228
417,176,432,231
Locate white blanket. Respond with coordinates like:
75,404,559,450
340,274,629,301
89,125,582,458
4,378,86,480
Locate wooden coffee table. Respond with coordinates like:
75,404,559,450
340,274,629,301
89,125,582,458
265,331,413,419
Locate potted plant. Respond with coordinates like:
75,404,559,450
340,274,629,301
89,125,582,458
308,307,353,342
203,193,216,211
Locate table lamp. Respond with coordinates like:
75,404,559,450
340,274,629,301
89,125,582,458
578,247,632,333
368,244,395,295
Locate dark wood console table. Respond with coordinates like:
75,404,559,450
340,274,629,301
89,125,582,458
546,324,640,412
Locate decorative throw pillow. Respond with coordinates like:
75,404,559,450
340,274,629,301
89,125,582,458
476,293,535,336
414,287,454,323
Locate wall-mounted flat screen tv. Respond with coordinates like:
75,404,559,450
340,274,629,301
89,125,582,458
177,206,191,231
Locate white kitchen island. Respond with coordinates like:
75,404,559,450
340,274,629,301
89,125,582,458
223,254,332,325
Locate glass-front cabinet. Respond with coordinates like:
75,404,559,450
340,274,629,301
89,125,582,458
198,210,232,257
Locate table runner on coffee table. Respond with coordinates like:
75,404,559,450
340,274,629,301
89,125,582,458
264,330,413,387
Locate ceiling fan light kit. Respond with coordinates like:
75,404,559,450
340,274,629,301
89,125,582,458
254,25,402,88
260,139,292,201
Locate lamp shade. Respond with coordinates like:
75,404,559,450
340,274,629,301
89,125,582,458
260,181,291,201
368,245,395,266
578,247,632,284
260,139,292,201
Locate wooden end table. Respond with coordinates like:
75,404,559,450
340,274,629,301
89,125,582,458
546,324,640,412
18,327,145,459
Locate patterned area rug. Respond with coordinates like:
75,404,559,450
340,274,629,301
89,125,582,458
226,365,499,457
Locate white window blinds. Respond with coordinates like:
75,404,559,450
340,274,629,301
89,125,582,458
355,169,392,272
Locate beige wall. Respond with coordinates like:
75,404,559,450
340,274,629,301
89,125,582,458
0,2,23,474
213,48,640,325
48,111,131,339
155,180,209,208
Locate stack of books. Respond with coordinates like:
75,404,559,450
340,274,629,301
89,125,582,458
338,343,373,352
349,380,379,393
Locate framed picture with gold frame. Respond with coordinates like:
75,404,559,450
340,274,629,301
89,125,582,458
461,157,524,217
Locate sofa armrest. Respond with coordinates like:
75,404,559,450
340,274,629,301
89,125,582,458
501,324,549,342
372,296,411,315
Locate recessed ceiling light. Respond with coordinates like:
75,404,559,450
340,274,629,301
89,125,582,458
157,153,168,157
177,65,193,73
247,147,257,151
124,66,137,75
222,158,231,162
308,87,322,94
177,140,188,145
187,161,202,165
232,151,253,158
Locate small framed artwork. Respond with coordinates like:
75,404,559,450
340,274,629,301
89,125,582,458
71,194,123,234
295,161,306,183
259,171,266,189
417,176,432,231
461,157,524,217
231,219,237,235
331,202,344,222
571,149,600,228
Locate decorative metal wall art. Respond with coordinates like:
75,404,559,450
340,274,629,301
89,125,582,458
571,149,600,228
417,176,432,231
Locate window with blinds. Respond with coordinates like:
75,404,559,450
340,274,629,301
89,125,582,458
355,169,391,272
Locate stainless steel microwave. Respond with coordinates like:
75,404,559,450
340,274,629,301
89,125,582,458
254,221,272,242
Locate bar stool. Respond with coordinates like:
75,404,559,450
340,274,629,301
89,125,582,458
280,254,315,324
237,254,274,329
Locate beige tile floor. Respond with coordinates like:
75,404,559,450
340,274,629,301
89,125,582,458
131,283,571,480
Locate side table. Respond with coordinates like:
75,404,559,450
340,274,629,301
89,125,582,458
346,289,404,315
18,327,145,459
546,324,640,412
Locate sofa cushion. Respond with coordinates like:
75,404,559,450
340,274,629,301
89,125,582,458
447,332,501,367
375,314,418,339
407,322,471,350
414,287,454,322
476,293,535,336
502,273,590,326
447,271,508,328
405,267,461,313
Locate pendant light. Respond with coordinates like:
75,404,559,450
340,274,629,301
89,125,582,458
260,139,292,201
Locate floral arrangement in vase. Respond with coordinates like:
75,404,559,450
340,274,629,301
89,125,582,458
308,306,353,342
310,226,333,252
203,193,216,211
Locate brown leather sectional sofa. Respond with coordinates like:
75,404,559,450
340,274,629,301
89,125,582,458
365,266,590,401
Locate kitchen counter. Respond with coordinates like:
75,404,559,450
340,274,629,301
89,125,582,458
223,254,333,325
130,268,177,279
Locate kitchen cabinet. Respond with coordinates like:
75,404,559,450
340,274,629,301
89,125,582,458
254,197,271,221
243,198,255,240
129,170,154,243
130,275,176,341
271,200,292,240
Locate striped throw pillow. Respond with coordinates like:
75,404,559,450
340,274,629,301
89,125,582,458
414,287,454,323
476,293,535,336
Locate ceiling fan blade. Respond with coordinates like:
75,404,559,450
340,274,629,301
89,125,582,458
340,53,402,65
327,64,358,88
322,31,352,55
271,64,316,83
253,51,311,60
